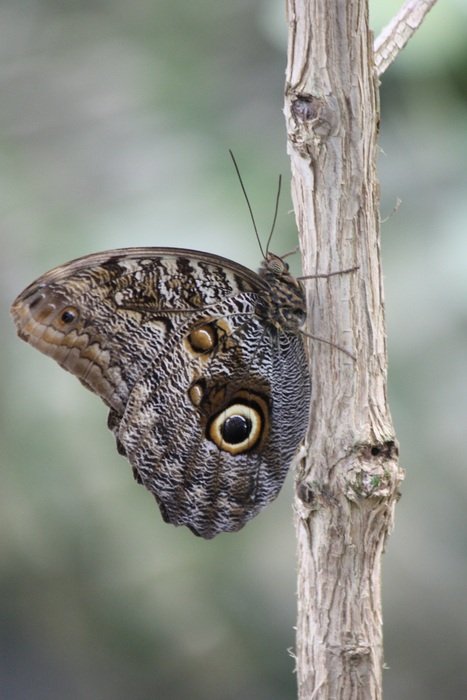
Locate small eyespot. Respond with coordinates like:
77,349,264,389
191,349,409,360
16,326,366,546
188,382,205,407
208,403,263,455
186,324,217,354
59,306,79,325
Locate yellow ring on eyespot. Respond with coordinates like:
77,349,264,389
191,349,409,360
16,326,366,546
209,403,262,455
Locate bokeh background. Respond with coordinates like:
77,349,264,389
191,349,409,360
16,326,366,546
1,1,466,698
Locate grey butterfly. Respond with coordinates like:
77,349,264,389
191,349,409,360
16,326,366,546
11,247,311,538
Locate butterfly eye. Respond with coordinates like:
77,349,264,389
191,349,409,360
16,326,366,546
267,255,288,274
209,403,263,455
290,307,306,324
59,306,80,325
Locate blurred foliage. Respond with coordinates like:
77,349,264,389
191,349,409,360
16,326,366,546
1,1,466,699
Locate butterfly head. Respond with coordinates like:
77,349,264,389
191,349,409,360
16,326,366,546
257,253,307,332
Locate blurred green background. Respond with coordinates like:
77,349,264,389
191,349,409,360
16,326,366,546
1,1,466,698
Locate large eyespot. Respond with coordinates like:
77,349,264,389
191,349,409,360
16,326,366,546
208,402,263,455
58,306,80,326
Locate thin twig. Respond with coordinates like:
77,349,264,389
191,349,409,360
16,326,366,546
374,0,439,76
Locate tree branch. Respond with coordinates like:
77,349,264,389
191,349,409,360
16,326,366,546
374,0,439,76
284,0,404,697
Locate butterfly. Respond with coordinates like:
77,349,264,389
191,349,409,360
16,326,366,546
11,246,311,538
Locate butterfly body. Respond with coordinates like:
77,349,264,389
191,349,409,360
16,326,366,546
11,248,311,538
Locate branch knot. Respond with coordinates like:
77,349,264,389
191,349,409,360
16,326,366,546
287,92,339,156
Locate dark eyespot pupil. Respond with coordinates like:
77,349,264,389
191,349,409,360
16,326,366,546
61,310,76,323
221,415,251,444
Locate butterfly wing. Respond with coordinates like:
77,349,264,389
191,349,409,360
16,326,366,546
11,247,310,538
11,249,260,409
116,296,310,538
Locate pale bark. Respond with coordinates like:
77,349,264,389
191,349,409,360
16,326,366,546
284,1,405,698
374,0,438,75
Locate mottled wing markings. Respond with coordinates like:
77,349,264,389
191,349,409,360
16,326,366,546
11,247,311,538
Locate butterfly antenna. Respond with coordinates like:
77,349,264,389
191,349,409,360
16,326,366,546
229,150,265,259
265,174,281,257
